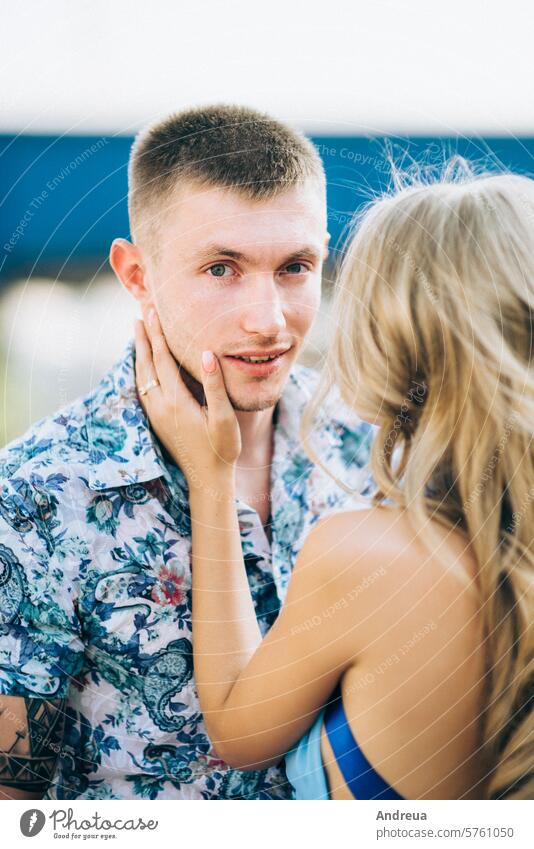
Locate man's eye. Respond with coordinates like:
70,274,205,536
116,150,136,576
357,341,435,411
282,262,308,275
207,263,234,278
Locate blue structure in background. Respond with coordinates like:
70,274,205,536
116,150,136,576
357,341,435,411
1,134,533,283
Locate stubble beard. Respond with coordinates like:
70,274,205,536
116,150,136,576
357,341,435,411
230,394,280,413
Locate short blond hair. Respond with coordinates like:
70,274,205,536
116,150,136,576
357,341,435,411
128,104,325,244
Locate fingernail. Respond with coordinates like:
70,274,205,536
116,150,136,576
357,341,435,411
148,308,156,324
202,351,217,373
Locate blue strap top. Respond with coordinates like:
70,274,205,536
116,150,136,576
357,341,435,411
285,683,404,800
324,683,404,800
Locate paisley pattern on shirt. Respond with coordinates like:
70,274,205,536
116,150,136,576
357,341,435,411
0,338,374,800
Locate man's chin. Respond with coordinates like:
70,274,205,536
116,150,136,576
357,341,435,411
229,394,282,413
227,381,285,413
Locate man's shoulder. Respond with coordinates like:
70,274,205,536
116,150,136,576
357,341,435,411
281,361,376,503
0,341,135,492
0,388,98,491
288,360,375,441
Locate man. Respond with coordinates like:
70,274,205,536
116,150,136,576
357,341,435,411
0,105,372,800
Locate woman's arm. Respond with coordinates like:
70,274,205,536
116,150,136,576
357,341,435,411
189,470,362,770
134,308,363,770
188,469,264,736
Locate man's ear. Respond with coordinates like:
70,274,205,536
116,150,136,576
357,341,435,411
109,238,150,302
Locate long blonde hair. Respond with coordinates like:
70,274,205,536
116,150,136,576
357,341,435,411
303,159,534,798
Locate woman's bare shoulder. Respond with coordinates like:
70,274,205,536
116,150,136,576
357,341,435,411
298,505,480,664
300,505,477,601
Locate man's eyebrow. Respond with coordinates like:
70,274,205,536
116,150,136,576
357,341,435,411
191,244,322,264
285,246,322,262
191,245,248,263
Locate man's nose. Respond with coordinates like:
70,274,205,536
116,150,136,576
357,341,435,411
239,274,287,336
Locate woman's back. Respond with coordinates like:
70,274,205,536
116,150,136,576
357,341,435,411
300,507,492,799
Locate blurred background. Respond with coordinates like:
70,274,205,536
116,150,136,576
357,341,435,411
2,0,533,446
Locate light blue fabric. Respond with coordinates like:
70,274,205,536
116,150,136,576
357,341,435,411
285,708,330,800
286,691,405,801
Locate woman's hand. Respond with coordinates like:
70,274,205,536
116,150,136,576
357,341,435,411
134,304,241,489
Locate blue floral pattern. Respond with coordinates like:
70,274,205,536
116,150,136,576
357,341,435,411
0,339,373,799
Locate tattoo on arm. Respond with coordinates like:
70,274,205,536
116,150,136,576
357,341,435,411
0,697,66,793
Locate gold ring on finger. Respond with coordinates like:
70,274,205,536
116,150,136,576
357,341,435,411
139,378,160,396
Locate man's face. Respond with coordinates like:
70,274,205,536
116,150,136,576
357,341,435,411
142,180,328,412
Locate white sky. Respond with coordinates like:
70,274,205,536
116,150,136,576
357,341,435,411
2,0,534,136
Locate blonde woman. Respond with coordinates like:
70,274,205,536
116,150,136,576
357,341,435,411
134,162,534,800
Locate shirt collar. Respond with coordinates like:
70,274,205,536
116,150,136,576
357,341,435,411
86,338,168,491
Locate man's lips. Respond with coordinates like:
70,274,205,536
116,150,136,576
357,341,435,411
223,347,292,376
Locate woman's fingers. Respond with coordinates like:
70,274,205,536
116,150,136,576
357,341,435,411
142,304,178,390
134,314,240,471
141,304,195,410
201,351,234,421
134,318,162,404
200,350,241,464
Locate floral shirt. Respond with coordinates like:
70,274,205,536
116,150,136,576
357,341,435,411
0,338,373,800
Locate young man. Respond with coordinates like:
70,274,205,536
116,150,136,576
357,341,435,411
0,105,373,800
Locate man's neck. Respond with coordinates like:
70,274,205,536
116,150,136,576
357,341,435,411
235,406,276,465
234,406,278,530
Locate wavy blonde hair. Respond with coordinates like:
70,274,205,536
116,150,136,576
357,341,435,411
302,159,534,799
